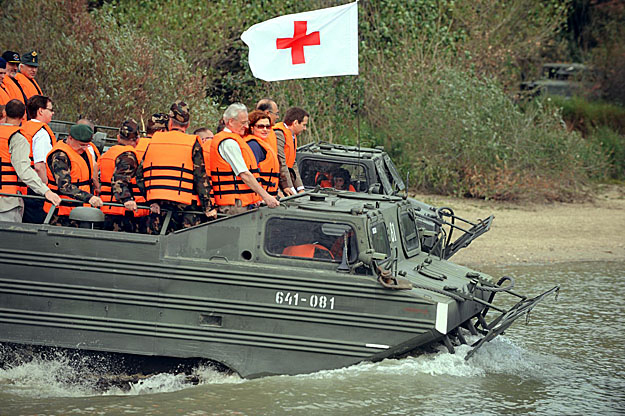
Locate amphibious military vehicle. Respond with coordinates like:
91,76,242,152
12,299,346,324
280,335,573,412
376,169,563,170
296,141,493,259
0,189,557,378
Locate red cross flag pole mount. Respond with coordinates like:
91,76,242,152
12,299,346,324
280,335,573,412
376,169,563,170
241,1,358,82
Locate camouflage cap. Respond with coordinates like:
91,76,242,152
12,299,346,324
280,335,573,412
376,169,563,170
119,119,139,140
69,124,94,143
21,50,39,67
1,51,20,64
147,112,169,131
169,100,190,124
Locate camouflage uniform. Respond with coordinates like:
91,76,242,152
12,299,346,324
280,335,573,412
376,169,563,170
102,119,147,233
103,150,146,233
136,100,213,234
48,150,94,227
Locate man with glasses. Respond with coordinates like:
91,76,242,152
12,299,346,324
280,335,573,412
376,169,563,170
0,100,60,222
209,103,279,215
20,95,58,222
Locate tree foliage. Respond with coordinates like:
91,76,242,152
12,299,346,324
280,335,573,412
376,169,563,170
0,0,618,200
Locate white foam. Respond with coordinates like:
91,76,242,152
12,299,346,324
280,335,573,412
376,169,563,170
298,334,540,381
0,358,242,399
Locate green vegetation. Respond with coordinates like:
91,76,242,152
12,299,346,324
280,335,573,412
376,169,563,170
1,0,622,201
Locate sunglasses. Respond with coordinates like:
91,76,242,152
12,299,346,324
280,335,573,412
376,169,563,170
254,124,271,129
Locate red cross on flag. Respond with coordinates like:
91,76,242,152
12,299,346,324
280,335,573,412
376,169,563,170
241,1,358,82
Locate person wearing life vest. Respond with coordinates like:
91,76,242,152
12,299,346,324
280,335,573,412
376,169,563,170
76,119,102,196
209,103,280,216
20,95,57,223
282,244,334,260
136,100,216,234
244,110,280,197
45,123,103,227
0,58,10,106
14,51,43,101
1,51,27,107
98,119,150,233
274,107,308,196
332,168,356,192
136,112,169,161
0,100,60,222
255,98,280,155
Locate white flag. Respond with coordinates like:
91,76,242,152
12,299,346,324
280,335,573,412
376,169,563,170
241,1,358,82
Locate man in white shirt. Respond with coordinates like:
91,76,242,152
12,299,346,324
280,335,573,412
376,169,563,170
210,103,279,215
20,95,56,223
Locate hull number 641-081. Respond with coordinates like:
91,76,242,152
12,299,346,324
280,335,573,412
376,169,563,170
275,292,335,310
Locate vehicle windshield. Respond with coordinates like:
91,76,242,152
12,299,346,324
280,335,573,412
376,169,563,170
383,154,406,192
300,159,368,192
369,221,391,258
399,208,420,256
265,218,358,263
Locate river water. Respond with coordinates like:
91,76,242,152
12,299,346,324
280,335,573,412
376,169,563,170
1,261,624,415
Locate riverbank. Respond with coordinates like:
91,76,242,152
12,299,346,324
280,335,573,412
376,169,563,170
412,185,625,267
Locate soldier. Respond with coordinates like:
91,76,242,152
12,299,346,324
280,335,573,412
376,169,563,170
45,124,103,227
1,51,27,106
76,118,101,196
0,99,61,222
136,112,168,161
14,51,43,100
136,100,216,234
209,103,279,215
20,95,57,223
274,107,309,196
99,119,150,233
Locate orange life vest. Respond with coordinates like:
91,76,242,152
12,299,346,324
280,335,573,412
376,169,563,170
209,131,260,207
98,145,149,217
20,120,57,166
142,130,200,205
0,125,27,195
273,122,297,168
244,135,280,197
282,244,334,260
264,129,278,155
135,137,150,161
14,73,42,100
0,84,10,105
3,77,27,105
44,141,94,216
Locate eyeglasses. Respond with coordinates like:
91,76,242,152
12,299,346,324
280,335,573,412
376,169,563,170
44,107,54,113
236,119,249,126
254,124,271,129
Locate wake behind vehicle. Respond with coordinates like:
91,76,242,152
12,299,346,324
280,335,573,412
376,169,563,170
0,189,557,378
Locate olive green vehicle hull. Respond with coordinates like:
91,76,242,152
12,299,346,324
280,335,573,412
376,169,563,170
0,219,487,378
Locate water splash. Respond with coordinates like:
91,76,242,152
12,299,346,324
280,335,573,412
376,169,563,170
0,346,242,398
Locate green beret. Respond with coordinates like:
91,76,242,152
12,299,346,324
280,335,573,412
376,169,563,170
69,124,94,143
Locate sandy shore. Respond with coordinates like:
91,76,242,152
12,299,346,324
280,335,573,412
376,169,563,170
410,185,625,267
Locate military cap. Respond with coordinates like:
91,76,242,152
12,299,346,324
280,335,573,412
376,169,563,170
119,119,139,140
21,50,39,67
1,51,20,64
69,124,94,143
147,112,169,130
169,100,190,124
0,58,6,69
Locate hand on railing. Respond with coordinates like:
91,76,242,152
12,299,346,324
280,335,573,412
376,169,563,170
88,195,103,208
44,190,62,206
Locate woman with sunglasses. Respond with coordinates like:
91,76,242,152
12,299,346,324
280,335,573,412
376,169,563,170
244,110,280,198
